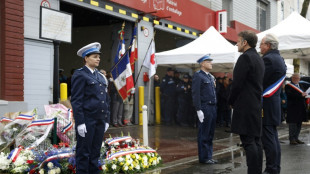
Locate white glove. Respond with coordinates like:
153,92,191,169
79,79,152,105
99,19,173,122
131,88,135,94
77,124,87,137
197,110,204,123
105,123,109,132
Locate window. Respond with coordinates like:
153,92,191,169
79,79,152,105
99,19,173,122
222,0,232,26
257,1,267,31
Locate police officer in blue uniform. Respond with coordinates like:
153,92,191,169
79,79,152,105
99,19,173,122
176,74,192,126
192,54,218,164
160,68,177,125
71,42,110,174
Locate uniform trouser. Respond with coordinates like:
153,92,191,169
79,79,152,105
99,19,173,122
262,125,281,174
161,96,175,124
76,117,106,174
198,106,216,162
123,98,134,124
240,135,263,174
112,97,124,124
289,122,302,141
176,100,190,125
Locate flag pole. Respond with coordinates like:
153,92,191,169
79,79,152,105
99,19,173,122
134,38,154,85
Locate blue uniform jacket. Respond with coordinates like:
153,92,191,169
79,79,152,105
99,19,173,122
71,66,110,126
160,75,176,97
192,70,217,111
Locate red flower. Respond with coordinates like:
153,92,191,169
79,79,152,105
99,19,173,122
27,160,34,164
53,144,59,149
124,144,128,148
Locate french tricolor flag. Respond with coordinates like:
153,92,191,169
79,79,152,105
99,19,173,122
7,147,23,162
27,118,54,127
111,52,134,100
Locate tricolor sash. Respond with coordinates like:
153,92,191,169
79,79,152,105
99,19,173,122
0,117,13,122
7,147,23,162
27,118,55,127
263,75,286,98
286,82,304,94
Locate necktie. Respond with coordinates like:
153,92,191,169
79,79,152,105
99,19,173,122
94,71,98,80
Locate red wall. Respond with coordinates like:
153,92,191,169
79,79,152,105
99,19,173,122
0,0,24,101
110,0,259,42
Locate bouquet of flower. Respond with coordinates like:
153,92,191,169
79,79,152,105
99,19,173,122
44,104,75,144
15,118,55,149
0,110,36,151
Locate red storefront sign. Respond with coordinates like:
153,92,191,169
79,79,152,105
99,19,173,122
110,0,215,32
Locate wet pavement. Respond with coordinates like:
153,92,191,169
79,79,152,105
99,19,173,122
105,122,310,174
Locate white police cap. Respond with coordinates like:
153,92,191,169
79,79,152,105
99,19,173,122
197,54,213,63
77,42,101,58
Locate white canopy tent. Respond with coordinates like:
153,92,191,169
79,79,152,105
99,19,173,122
256,12,310,59
156,26,239,72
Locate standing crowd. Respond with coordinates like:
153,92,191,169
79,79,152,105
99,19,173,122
66,30,309,174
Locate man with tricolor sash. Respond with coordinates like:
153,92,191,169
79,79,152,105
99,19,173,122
285,73,307,145
260,34,286,174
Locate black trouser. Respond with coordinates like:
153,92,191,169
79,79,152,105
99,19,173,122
262,125,281,174
240,135,263,174
289,122,302,141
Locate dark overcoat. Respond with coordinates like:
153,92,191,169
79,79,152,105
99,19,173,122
285,83,307,123
262,49,286,126
228,48,265,137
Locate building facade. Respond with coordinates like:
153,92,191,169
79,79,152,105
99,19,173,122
0,0,280,120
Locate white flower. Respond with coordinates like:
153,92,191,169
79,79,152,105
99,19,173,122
48,169,56,174
123,165,128,171
55,167,61,174
151,153,154,157
147,153,151,156
39,169,45,174
118,157,124,162
13,128,18,132
125,154,131,159
135,164,141,170
47,162,54,169
102,165,107,171
152,160,157,166
135,154,139,159
112,164,117,170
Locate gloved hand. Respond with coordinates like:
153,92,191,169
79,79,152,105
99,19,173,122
197,110,204,123
105,123,109,132
77,124,87,137
131,88,135,94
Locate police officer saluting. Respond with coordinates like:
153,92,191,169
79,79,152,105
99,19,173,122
192,54,218,164
71,42,110,174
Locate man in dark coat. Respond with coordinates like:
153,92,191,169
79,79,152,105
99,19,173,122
192,54,217,164
260,34,287,174
71,42,110,174
285,73,307,145
228,30,265,174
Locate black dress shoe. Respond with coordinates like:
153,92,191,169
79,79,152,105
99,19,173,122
296,139,305,144
290,140,298,145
